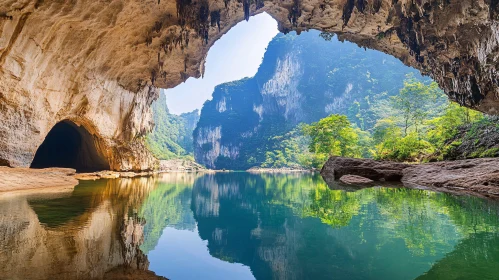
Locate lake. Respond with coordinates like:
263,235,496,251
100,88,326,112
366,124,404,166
1,172,499,279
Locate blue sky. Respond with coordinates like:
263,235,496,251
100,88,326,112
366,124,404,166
165,13,279,115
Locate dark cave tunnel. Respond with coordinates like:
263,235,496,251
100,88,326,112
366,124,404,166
30,120,110,172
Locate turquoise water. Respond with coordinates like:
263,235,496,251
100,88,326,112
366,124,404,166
1,172,499,279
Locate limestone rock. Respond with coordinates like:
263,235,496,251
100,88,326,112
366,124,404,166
159,159,207,172
0,166,78,192
339,175,375,185
402,158,499,199
320,156,409,181
322,156,499,199
0,0,498,170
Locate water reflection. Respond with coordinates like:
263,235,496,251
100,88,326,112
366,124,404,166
1,173,499,279
0,177,165,280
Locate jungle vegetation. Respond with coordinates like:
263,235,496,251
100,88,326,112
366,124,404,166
262,75,486,168
146,90,199,160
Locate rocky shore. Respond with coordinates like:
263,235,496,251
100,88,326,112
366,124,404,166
0,167,78,192
0,158,213,192
321,157,499,199
158,159,208,172
247,167,315,173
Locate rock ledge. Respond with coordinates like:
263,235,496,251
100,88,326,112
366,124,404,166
321,157,499,199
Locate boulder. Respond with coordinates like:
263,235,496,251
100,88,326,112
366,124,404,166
321,157,409,182
339,175,374,185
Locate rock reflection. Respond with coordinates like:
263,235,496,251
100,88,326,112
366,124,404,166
2,172,499,280
0,177,165,280
189,173,499,280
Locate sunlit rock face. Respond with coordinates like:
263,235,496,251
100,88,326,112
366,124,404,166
0,0,497,169
194,31,420,170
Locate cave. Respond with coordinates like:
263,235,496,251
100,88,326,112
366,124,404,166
30,120,110,172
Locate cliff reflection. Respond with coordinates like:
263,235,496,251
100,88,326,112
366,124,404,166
0,176,165,280
188,173,499,280
2,172,499,280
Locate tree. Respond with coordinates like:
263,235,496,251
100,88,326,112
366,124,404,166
372,118,403,159
303,114,360,158
425,102,484,147
390,75,444,135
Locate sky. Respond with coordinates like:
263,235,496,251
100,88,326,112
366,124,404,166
164,13,279,115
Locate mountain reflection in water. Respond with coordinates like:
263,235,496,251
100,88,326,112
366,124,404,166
1,172,499,280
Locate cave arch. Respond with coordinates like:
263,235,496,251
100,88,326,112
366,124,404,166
30,120,110,172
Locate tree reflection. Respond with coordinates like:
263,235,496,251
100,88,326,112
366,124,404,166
183,172,499,280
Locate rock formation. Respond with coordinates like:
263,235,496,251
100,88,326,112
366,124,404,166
321,156,499,199
0,0,497,170
194,31,420,170
0,177,166,279
321,156,410,182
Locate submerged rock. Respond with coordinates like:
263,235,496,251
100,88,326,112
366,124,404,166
339,175,374,185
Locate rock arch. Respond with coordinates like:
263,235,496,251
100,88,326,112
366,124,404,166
0,0,497,170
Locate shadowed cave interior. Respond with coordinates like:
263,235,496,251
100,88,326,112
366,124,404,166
30,120,110,172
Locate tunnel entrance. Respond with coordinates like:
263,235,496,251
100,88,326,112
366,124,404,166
31,120,110,172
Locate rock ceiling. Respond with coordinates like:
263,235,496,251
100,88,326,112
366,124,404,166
0,0,497,170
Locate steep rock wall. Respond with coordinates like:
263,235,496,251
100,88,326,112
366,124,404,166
194,31,421,170
0,0,497,170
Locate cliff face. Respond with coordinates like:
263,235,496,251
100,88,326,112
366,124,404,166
0,0,498,170
146,90,199,160
194,31,420,170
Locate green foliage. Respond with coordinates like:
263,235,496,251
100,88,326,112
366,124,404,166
300,75,486,163
146,91,199,160
195,30,423,170
389,75,446,135
303,114,360,158
369,76,484,162
195,31,489,168
426,103,483,149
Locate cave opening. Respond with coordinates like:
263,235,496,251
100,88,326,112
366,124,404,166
30,120,110,172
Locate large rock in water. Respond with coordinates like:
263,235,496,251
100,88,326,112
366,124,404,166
339,175,374,185
402,158,499,199
321,156,499,199
1,0,499,170
320,157,409,182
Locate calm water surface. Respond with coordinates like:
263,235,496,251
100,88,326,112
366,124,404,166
1,172,499,280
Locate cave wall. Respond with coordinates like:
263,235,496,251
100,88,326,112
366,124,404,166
0,0,497,170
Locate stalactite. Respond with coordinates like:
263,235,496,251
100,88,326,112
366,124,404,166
255,0,264,10
243,0,250,21
373,0,382,13
288,0,301,27
151,69,157,85
211,10,221,31
342,0,355,26
355,0,365,13
197,0,210,44
0,12,13,20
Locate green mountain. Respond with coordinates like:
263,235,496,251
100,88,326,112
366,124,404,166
193,30,424,170
146,90,199,160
